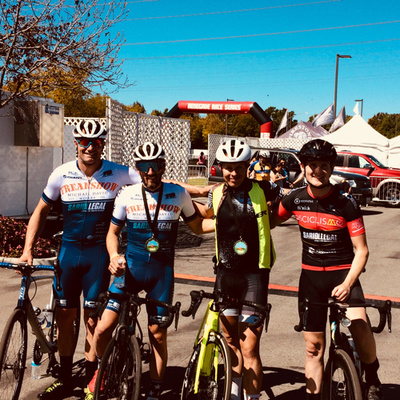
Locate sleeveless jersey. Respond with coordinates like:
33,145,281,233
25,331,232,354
278,185,365,270
42,160,140,244
111,182,197,258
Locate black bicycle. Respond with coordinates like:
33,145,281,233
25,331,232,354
93,291,181,400
295,298,392,400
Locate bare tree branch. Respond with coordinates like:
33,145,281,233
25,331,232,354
0,0,130,108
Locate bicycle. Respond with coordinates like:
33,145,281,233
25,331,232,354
295,298,392,400
180,289,271,400
93,291,181,400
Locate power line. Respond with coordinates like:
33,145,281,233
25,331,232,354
125,20,400,46
126,0,342,21
123,38,400,60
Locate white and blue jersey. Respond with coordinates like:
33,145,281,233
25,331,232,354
41,160,140,309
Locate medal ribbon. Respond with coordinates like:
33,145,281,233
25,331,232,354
142,183,164,239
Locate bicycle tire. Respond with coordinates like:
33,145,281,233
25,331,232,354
181,331,232,400
322,348,363,400
94,334,141,400
0,309,28,400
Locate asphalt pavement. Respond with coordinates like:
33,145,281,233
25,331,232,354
1,202,399,399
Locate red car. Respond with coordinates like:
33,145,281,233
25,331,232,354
335,151,400,205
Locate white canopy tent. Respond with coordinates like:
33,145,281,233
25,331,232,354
279,121,328,139
326,115,390,165
388,135,400,168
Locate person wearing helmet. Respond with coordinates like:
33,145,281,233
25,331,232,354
197,139,284,400
19,120,141,399
248,149,273,181
274,139,383,400
90,142,213,400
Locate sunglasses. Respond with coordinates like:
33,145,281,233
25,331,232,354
76,138,104,148
136,160,165,173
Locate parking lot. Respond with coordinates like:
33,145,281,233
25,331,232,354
1,203,399,399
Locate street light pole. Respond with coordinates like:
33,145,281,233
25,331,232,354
355,99,363,117
225,98,234,135
334,54,352,118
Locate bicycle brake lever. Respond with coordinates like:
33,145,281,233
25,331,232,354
174,302,181,331
386,300,392,333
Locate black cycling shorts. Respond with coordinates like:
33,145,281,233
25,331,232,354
215,267,270,321
298,268,366,332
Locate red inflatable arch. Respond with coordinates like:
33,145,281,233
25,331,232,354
165,100,273,138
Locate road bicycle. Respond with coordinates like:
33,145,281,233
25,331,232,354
295,298,392,400
180,289,271,400
93,290,181,400
0,232,80,400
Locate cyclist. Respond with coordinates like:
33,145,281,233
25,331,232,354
274,139,383,400
248,150,273,181
19,120,142,399
88,142,213,400
197,139,283,400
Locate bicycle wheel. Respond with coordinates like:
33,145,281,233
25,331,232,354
94,334,141,400
0,309,28,400
181,331,232,400
322,348,363,400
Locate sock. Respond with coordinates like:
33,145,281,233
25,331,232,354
244,393,260,400
362,358,381,386
306,393,321,400
231,376,242,400
147,379,163,399
59,355,73,384
85,360,98,386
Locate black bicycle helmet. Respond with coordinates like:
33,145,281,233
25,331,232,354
298,139,337,165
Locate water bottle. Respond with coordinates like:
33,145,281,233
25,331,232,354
42,305,53,329
31,361,41,379
114,258,125,289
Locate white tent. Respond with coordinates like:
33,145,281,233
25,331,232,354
388,135,400,168
326,115,390,164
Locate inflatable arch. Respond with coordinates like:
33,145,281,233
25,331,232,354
165,101,273,138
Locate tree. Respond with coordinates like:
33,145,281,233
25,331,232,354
125,101,146,114
368,113,400,139
230,114,260,137
0,0,129,110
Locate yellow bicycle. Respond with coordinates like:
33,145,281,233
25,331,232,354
180,289,270,400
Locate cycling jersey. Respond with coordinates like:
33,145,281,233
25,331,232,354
42,160,140,244
42,160,140,309
278,185,365,270
208,179,283,272
109,182,197,323
248,160,272,181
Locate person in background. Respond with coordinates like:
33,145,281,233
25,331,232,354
248,150,273,181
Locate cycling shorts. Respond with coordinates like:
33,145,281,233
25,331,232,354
298,268,366,332
54,242,111,309
215,267,270,322
107,250,174,326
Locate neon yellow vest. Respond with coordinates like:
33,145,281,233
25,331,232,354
212,183,276,269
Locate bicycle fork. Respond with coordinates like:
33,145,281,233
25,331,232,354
194,303,220,394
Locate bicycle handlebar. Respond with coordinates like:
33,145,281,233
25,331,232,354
91,291,181,331
182,290,271,332
294,298,392,333
0,261,62,291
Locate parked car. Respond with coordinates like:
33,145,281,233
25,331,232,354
335,151,400,206
209,148,372,206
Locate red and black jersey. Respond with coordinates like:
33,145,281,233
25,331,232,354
278,185,365,271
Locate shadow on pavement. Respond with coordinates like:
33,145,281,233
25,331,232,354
262,366,305,399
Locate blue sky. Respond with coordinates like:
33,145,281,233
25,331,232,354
108,0,400,122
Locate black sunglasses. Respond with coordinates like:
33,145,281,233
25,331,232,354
136,160,165,173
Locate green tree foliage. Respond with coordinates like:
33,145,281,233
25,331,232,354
230,114,260,137
125,101,146,114
368,113,400,139
0,0,129,109
265,107,297,136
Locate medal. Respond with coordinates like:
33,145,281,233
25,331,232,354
146,236,160,253
142,184,163,254
234,239,248,255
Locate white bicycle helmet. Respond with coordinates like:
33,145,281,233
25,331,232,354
216,139,251,163
73,120,107,139
260,150,270,158
133,142,165,161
